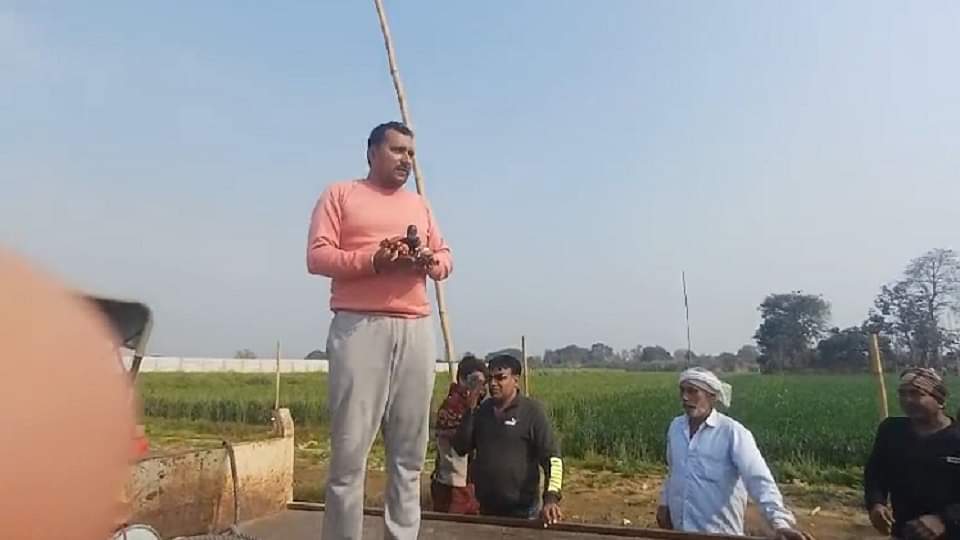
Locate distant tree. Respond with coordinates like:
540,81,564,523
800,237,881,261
234,349,257,359
715,352,739,372
736,345,760,365
815,327,870,371
945,350,960,376
304,349,326,360
640,345,672,364
624,345,644,364
753,291,831,371
699,354,719,370
588,342,616,365
543,345,591,366
870,248,960,368
673,348,697,366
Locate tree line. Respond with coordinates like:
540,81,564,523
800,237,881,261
485,248,959,374
472,344,761,373
754,248,959,372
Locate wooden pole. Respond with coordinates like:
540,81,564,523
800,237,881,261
869,333,889,419
274,340,281,411
682,271,692,367
372,0,457,379
521,336,529,396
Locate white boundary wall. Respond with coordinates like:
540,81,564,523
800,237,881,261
122,355,450,373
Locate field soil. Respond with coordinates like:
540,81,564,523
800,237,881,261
292,457,882,540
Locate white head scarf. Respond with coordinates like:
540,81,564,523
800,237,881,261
679,367,732,408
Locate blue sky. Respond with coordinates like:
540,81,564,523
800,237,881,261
3,2,958,358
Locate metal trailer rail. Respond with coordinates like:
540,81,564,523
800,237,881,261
234,502,766,540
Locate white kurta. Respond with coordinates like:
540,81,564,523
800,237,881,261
660,409,796,535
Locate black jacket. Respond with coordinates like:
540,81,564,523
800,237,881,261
451,394,562,517
864,416,960,539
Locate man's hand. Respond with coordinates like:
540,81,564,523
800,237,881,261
541,502,562,527
774,527,816,540
903,514,946,540
655,505,672,529
373,237,418,274
869,504,894,535
374,235,437,274
466,383,484,410
373,236,402,273
435,429,457,439
414,246,438,269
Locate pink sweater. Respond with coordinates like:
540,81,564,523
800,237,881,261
306,179,453,318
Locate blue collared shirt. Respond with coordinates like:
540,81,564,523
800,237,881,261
660,409,796,535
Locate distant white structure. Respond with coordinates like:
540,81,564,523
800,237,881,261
122,355,450,374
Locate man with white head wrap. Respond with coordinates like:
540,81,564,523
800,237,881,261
656,367,812,539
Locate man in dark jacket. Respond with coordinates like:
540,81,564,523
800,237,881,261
452,354,563,525
864,367,960,540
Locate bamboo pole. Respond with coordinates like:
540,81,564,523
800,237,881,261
274,340,281,411
682,271,692,367
373,0,457,379
869,333,889,420
521,336,529,396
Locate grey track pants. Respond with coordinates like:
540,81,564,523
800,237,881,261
321,311,437,540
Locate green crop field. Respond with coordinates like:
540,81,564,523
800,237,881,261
138,370,960,486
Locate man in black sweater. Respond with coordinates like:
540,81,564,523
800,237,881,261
451,354,563,525
864,367,960,540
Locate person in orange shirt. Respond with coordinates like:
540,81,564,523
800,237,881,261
307,121,453,540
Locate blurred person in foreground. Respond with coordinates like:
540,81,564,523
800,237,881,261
429,354,487,514
864,367,960,540
452,354,563,526
0,249,134,540
657,367,812,539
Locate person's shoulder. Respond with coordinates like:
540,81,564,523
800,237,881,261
406,188,437,209
943,417,960,439
322,179,364,195
668,414,686,429
476,398,496,414
877,416,911,435
713,411,753,437
881,416,911,427
444,382,464,397
523,396,550,416
437,383,464,406
311,181,360,214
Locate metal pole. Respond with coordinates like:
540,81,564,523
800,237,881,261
372,0,457,379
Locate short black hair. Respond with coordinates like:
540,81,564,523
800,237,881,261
367,121,413,152
488,354,522,376
456,354,487,382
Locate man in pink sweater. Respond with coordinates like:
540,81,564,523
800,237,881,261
307,121,452,540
